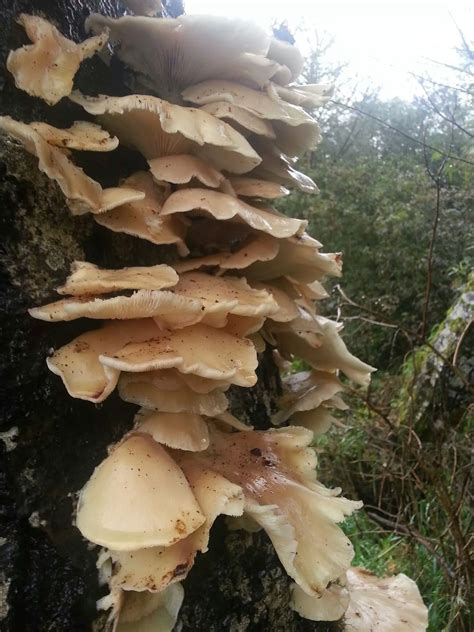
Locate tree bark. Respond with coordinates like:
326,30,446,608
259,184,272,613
0,2,341,630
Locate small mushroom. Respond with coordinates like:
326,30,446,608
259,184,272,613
343,567,429,631
160,188,307,239
0,116,144,215
291,581,349,622
134,410,211,452
69,91,261,174
119,370,229,417
228,177,289,200
76,434,205,550
115,583,184,632
7,14,108,105
200,102,276,139
100,323,258,387
94,171,189,255
30,121,118,152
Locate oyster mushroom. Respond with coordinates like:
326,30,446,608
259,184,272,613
69,91,261,174
76,434,205,550
148,154,224,187
7,13,108,104
0,116,144,215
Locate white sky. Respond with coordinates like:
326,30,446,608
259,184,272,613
185,0,473,99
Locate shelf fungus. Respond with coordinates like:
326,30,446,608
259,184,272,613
6,7,427,631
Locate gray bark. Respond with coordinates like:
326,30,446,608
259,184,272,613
0,2,340,630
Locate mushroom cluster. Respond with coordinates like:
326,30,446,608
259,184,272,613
2,7,427,631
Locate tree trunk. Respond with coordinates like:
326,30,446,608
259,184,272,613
0,2,340,630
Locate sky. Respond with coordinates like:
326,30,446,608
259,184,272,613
185,0,473,99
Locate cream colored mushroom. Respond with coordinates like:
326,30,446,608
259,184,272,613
269,82,334,108
291,409,340,436
0,116,144,215
245,234,342,282
273,370,345,425
160,188,307,239
57,261,178,295
76,434,205,550
119,370,229,417
101,323,258,387
134,410,210,452
31,121,118,151
69,92,261,174
267,37,304,84
106,464,244,595
85,13,280,96
178,425,362,595
200,102,276,139
275,318,376,386
7,14,108,105
149,154,224,187
94,171,189,255
46,318,160,402
116,584,184,632
344,567,428,631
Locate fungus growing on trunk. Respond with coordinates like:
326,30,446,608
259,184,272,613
7,13,108,104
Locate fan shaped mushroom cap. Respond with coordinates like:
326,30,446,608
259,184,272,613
277,318,376,386
270,82,334,108
183,80,314,127
291,582,349,622
69,92,261,174
161,188,306,239
85,13,279,96
29,290,203,327
107,465,243,596
149,154,224,187
57,261,178,295
273,370,345,425
228,177,289,200
30,121,119,152
7,14,108,105
134,410,210,452
245,235,341,282
116,584,184,632
171,272,279,321
291,409,339,435
0,116,144,215
46,319,160,403
119,370,229,416
101,323,258,387
94,171,189,255
182,425,361,594
76,434,205,550
200,102,276,139
344,567,428,631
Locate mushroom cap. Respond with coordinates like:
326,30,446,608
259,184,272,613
94,171,189,256
273,370,345,425
344,567,428,631
0,116,144,215
245,235,341,282
57,261,178,295
118,370,229,417
277,318,376,386
69,92,261,174
7,14,108,105
171,271,279,320
134,410,210,452
271,82,334,108
46,319,160,403
160,188,307,239
291,582,349,622
291,409,339,436
200,102,276,139
31,121,119,152
182,80,315,127
228,177,289,200
101,323,258,387
29,290,204,327
267,37,304,83
76,434,205,550
85,13,280,96
149,154,224,187
116,583,184,632
183,425,362,594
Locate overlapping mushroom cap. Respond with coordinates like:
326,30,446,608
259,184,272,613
7,13,108,104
